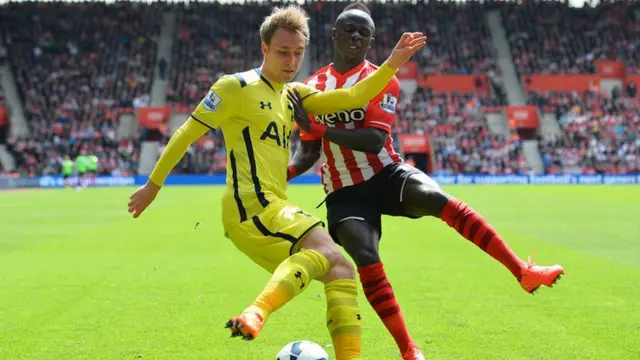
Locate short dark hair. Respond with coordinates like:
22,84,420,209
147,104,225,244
342,1,371,16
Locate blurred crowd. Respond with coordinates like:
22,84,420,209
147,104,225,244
168,2,270,108
530,84,639,174
305,1,496,75
503,1,640,75
394,87,526,174
0,0,637,177
0,1,164,176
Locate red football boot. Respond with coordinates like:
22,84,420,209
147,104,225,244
520,257,565,294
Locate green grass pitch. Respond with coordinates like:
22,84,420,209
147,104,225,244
1,185,639,360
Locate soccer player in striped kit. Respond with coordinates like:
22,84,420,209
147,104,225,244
287,3,565,359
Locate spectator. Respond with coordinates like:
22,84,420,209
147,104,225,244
158,57,168,80
627,81,637,98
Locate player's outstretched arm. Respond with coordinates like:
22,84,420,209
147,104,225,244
128,76,238,218
127,119,208,218
294,32,426,115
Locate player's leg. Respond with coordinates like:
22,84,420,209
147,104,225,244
392,165,564,293
333,219,423,360
325,181,423,360
231,230,363,360
302,230,362,360
237,226,344,320
75,172,83,189
226,226,330,340
225,201,362,359
81,172,88,188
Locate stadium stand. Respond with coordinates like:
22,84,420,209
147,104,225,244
0,0,637,177
168,0,500,110
169,2,271,109
531,89,639,174
166,1,507,175
0,1,163,176
307,1,496,75
502,1,640,75
309,2,493,74
397,87,525,174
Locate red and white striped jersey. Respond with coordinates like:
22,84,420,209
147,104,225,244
300,60,403,194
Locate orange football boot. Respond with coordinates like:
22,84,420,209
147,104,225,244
519,257,565,294
225,310,265,341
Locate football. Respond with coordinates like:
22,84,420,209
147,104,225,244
276,340,330,360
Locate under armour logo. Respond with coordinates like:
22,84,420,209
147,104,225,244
294,270,305,289
260,101,272,110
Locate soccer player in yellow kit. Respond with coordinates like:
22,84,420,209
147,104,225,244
127,5,426,359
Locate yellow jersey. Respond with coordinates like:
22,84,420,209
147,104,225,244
149,63,398,232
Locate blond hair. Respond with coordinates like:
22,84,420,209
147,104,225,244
259,5,310,46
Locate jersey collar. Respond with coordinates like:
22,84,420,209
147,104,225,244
329,60,368,81
255,68,284,93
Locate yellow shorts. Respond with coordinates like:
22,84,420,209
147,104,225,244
226,198,325,273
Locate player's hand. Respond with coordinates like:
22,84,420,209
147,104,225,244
128,181,160,218
287,88,311,133
385,32,428,70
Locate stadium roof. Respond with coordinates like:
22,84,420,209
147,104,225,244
0,0,604,8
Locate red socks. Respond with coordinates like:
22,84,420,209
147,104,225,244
359,262,414,355
441,198,525,280
356,198,524,355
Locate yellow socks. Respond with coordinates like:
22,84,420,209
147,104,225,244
247,249,330,318
325,279,362,360
245,250,362,360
